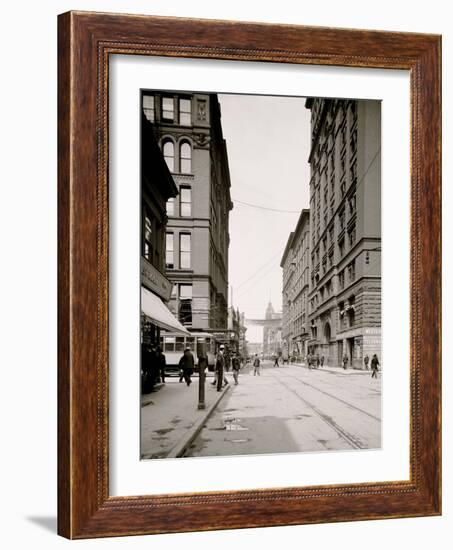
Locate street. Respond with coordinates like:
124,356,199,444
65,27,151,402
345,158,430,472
184,360,381,457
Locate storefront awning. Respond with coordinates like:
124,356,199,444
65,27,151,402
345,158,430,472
141,287,190,335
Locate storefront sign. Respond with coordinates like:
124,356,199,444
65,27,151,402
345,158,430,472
140,257,172,302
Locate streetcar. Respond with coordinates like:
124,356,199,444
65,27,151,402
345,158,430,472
159,332,217,375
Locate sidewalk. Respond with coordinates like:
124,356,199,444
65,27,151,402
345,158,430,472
292,361,371,375
141,374,230,459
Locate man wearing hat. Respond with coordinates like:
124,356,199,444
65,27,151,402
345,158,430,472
215,345,227,392
179,346,195,386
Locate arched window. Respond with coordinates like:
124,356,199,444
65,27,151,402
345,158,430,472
163,140,174,172
180,141,192,174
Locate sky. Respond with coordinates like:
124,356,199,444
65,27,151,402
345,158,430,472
218,94,311,342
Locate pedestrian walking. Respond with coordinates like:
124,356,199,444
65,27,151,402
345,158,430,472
253,354,261,376
316,353,320,368
232,352,241,385
342,353,349,370
273,354,279,367
178,354,184,383
215,345,227,391
141,343,154,394
307,353,312,369
225,353,231,373
371,354,380,378
320,355,325,367
180,347,195,386
364,354,370,370
156,346,166,384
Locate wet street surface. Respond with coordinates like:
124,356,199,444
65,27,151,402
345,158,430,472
185,361,381,457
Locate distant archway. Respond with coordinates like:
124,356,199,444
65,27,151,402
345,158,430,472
324,322,331,344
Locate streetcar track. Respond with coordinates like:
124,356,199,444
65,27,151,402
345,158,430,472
279,371,381,422
273,376,366,450
290,364,381,394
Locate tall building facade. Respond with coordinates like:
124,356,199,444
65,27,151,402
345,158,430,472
280,209,310,360
142,91,233,334
305,98,381,368
140,112,189,344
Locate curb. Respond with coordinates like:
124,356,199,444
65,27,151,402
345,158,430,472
293,363,370,375
167,384,230,458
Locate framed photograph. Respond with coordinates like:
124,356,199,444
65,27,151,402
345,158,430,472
58,11,441,538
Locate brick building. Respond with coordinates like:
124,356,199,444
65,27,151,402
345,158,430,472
305,98,381,368
140,112,189,344
142,91,232,335
280,209,310,360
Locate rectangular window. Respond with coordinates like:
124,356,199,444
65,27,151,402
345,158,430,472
179,98,192,126
329,250,334,267
166,197,175,216
165,233,174,269
179,284,193,325
164,336,175,352
142,95,154,122
350,159,357,184
349,194,356,215
179,233,191,269
339,209,345,230
339,237,345,257
144,214,153,262
339,270,345,289
348,224,356,247
348,260,356,282
180,187,192,217
162,96,174,121
175,336,185,352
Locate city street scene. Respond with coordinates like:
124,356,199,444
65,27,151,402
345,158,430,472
140,91,382,459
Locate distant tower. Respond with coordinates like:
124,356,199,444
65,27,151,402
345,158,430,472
265,301,274,320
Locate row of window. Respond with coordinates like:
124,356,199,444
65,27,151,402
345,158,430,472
143,95,192,126
165,233,191,270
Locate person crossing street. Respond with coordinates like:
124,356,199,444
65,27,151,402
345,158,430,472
253,354,261,376
371,354,380,378
232,352,241,385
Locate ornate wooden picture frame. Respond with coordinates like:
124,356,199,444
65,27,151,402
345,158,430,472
58,11,441,538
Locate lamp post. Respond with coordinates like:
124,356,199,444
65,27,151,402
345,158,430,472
197,339,207,410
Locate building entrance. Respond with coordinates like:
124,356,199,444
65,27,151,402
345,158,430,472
337,340,343,367
347,337,355,366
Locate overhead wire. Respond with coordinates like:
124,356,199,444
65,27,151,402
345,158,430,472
232,198,302,214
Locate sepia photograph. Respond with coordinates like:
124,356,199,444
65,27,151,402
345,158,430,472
139,90,382,460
